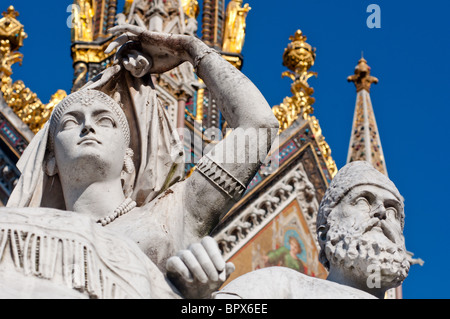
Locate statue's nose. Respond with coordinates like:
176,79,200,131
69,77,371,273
371,204,387,220
81,124,95,135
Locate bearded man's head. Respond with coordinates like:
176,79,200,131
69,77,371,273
317,161,410,291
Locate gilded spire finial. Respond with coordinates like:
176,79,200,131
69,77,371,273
0,5,27,52
282,29,316,76
3,6,19,19
272,29,337,177
273,29,317,131
347,57,379,92
0,5,27,76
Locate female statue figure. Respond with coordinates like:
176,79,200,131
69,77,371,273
2,25,278,298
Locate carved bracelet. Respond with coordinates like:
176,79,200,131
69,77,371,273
196,155,247,201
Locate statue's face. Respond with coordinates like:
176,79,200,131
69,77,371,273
325,184,409,290
52,100,128,183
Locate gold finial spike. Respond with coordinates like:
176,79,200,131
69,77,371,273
347,56,379,92
282,29,316,75
272,30,338,177
3,6,19,19
0,5,27,51
273,30,318,130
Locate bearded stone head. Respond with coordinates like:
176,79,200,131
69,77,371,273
316,161,410,295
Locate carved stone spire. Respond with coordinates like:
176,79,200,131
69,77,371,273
346,58,387,175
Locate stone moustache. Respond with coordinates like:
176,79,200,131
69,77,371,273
0,24,279,299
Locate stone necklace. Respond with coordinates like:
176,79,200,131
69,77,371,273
96,197,137,226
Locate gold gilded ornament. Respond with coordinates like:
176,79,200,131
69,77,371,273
272,30,337,178
222,0,251,54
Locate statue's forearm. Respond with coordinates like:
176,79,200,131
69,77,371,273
184,39,279,239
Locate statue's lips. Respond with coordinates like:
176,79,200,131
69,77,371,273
77,137,101,145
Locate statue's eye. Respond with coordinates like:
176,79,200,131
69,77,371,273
61,117,79,130
386,206,398,220
355,197,370,213
97,116,115,128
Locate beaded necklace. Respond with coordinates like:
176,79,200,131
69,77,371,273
96,197,136,226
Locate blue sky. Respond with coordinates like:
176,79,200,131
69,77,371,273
6,0,450,298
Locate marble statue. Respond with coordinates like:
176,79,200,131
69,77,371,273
212,161,412,299
0,24,278,298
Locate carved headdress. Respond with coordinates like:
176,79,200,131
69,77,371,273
317,161,404,232
47,89,132,152
7,63,185,209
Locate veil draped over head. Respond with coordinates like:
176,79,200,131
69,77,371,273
7,64,185,209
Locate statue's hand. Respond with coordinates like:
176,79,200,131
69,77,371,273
121,49,152,78
166,236,235,299
106,24,205,74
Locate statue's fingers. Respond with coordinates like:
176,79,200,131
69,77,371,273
136,55,152,75
105,35,127,54
178,249,208,284
225,262,235,277
123,57,140,75
218,263,234,282
128,55,138,69
108,24,144,37
201,236,225,273
105,33,139,54
126,50,145,69
166,256,193,283
82,64,121,90
122,51,152,78
110,25,180,48
122,56,136,73
137,55,148,67
190,242,219,282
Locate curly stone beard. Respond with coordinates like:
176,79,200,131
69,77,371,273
324,217,410,290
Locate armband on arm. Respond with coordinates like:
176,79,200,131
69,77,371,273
196,155,247,201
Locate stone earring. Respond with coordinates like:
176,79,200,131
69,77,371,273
45,156,58,176
123,148,135,174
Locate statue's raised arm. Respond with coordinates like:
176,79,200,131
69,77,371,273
106,25,279,239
